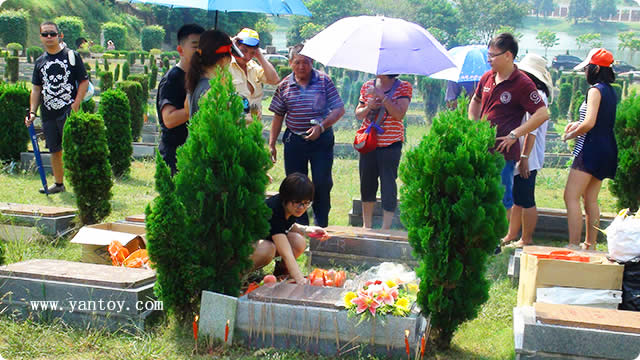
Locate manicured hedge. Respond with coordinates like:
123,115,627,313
54,16,83,50
116,80,144,141
6,56,18,83
99,71,113,91
99,88,132,177
141,25,165,51
0,82,30,162
62,111,113,225
127,73,149,103
0,10,27,48
27,46,43,63
101,22,127,50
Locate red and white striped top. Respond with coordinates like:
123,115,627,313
358,79,412,147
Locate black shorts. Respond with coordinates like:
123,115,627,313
513,170,537,208
42,108,71,153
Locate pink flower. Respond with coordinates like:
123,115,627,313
351,293,381,315
368,283,395,306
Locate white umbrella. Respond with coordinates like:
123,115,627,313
300,16,455,76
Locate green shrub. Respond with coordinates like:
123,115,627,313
103,53,115,60
122,61,130,81
101,22,127,50
162,56,170,69
140,51,147,65
340,76,352,106
350,80,364,107
103,58,110,71
127,51,136,65
81,98,96,113
27,46,43,63
84,64,92,81
54,16,83,50
612,83,622,103
141,25,165,52
417,76,445,118
145,153,195,318
116,80,144,141
62,111,113,225
149,65,158,89
78,47,90,59
99,71,113,91
149,70,272,313
557,83,572,119
0,82,30,162
610,92,640,211
0,10,27,48
569,90,584,121
144,65,148,74
114,63,120,82
150,48,162,56
276,65,291,79
399,97,506,348
549,101,559,122
7,42,22,56
6,56,18,82
99,89,132,177
105,50,119,59
90,44,105,53
550,69,560,86
127,73,149,103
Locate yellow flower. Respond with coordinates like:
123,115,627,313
385,280,397,288
396,298,410,309
344,292,357,307
407,283,419,294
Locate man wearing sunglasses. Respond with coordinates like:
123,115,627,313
25,21,89,194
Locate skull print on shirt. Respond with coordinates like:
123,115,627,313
40,57,74,111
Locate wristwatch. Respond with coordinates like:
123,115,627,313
508,131,517,140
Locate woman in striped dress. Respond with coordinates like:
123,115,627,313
563,48,618,250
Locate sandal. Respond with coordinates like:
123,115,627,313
505,240,533,249
580,242,595,250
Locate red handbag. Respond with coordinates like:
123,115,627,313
353,109,384,154
353,79,400,154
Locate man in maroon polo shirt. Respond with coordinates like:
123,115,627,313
469,33,549,218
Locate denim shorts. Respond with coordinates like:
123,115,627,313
513,170,537,208
501,160,516,209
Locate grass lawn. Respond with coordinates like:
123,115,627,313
0,123,619,359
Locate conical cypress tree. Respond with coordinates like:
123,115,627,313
399,98,507,348
145,152,198,318
62,112,113,225
122,61,130,82
99,88,132,177
174,69,272,298
610,92,640,211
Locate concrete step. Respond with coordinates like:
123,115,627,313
132,142,156,159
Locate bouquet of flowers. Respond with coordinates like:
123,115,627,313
343,279,418,322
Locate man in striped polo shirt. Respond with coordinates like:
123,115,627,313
268,44,345,227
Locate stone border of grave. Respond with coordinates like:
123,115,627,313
199,288,429,358
0,203,77,236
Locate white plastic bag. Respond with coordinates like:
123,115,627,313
605,209,640,262
536,287,622,309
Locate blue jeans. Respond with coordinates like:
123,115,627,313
501,160,516,209
283,128,334,227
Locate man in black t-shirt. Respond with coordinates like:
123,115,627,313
156,24,205,175
25,21,88,194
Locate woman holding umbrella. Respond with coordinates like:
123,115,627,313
355,75,412,229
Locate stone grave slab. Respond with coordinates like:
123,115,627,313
508,248,523,285
199,291,238,345
233,288,429,358
20,151,53,175
310,225,416,268
132,142,157,159
0,224,39,242
348,198,615,240
514,305,640,360
0,203,77,236
0,260,158,331
248,283,345,309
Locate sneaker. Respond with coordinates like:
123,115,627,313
493,245,502,255
39,184,65,194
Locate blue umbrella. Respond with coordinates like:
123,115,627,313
28,123,49,196
128,0,311,26
430,45,490,83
